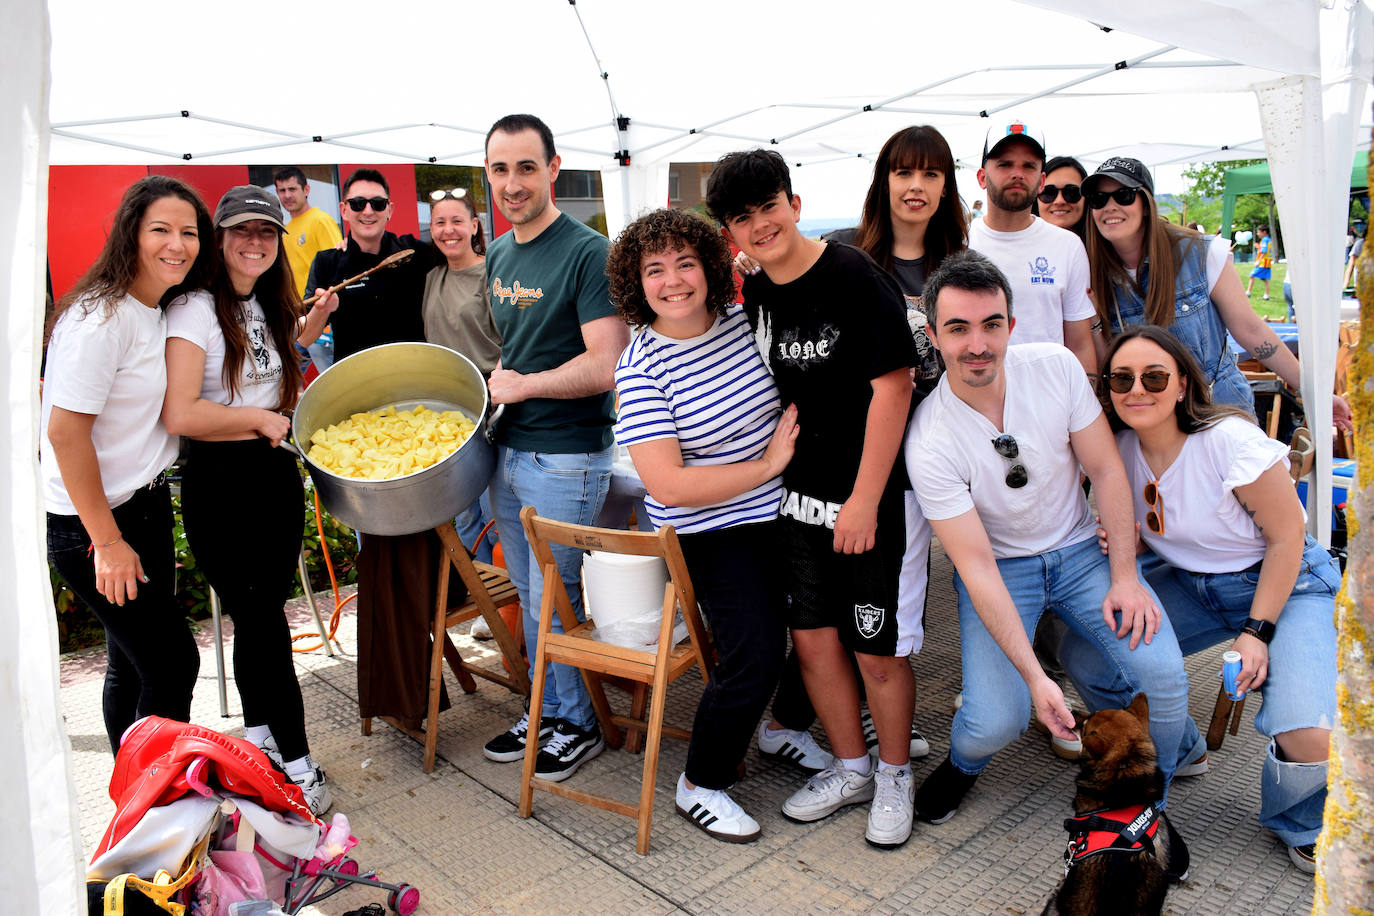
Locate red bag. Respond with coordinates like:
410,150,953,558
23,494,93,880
93,717,319,862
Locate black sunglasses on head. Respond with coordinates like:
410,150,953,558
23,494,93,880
1105,369,1173,394
1087,187,1140,209
990,434,1029,488
345,196,390,212
1037,184,1082,204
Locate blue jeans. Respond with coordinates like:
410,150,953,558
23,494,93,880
1140,538,1340,846
454,489,496,565
953,536,1200,804
490,444,612,729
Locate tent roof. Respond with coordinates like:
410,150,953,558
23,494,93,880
46,0,1371,215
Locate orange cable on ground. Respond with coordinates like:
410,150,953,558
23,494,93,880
291,489,355,653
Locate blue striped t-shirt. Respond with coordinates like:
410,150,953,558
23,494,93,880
613,306,783,534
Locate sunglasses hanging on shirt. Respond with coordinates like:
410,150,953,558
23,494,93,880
990,434,1029,489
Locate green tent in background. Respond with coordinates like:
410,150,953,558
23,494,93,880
1220,150,1369,238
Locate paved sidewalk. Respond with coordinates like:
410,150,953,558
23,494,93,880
64,544,1318,914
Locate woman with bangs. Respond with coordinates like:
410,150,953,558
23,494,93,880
610,208,799,843
1032,155,1089,241
43,175,213,754
835,125,968,392
1082,157,1352,429
162,186,336,814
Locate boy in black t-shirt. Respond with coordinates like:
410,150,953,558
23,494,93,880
706,150,923,848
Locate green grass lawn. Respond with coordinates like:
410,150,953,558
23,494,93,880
1232,258,1289,320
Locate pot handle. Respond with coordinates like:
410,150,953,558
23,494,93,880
484,404,505,444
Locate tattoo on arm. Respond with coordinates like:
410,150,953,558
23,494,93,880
1252,341,1279,360
1238,498,1264,534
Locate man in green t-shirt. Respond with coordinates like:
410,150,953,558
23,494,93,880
480,114,629,784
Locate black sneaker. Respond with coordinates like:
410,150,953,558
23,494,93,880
914,755,978,824
483,711,555,763
534,718,605,782
1163,815,1191,883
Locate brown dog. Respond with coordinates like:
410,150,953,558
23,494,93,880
1041,694,1189,916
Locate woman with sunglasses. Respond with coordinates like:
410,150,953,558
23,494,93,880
422,187,502,562
1083,157,1352,429
43,175,212,753
163,187,334,814
1032,156,1088,241
1096,325,1338,874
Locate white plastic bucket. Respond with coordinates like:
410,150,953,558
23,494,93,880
582,551,669,629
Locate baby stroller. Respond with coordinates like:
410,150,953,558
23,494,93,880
87,717,420,915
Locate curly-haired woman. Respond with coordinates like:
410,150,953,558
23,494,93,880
608,208,798,843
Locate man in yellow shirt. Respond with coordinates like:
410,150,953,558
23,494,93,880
275,166,343,369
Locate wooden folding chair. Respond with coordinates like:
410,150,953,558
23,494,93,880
362,522,531,773
516,505,715,855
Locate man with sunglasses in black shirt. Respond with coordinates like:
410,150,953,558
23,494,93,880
967,119,1098,378
901,251,1200,843
305,168,442,361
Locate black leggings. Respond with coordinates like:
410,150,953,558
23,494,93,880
48,481,198,753
181,439,310,761
678,522,786,790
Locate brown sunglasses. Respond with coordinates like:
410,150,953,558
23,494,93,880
1143,480,1165,534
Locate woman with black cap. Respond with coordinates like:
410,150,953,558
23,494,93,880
1082,157,1352,429
162,185,337,814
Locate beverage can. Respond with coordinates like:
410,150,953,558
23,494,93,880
1222,649,1244,700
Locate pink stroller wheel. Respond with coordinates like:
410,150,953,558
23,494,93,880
388,883,420,914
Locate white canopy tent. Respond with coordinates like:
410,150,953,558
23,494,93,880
9,1,1370,909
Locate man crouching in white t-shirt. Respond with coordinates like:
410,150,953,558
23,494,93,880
902,250,1204,834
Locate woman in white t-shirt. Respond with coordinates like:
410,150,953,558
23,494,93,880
43,176,213,753
609,209,798,843
1082,156,1351,431
163,186,335,815
1100,325,1338,874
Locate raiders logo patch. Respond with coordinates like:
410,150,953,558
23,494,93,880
854,603,885,639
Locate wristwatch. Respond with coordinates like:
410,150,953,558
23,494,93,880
1242,617,1276,644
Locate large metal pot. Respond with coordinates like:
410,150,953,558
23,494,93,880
292,342,497,536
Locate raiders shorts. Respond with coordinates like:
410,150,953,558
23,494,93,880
779,490,930,657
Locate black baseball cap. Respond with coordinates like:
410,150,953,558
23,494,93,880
215,186,287,230
1082,157,1155,196
982,119,1046,164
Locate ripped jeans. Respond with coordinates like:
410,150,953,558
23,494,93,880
1140,537,1340,847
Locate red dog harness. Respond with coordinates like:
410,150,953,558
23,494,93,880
1062,802,1160,875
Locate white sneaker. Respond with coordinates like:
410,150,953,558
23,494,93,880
866,767,915,848
674,774,761,843
291,766,333,816
470,616,493,640
781,764,875,823
757,723,833,773
861,706,930,759
1175,753,1210,778
256,734,284,770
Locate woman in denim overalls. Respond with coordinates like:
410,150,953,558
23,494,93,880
1081,157,1351,431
